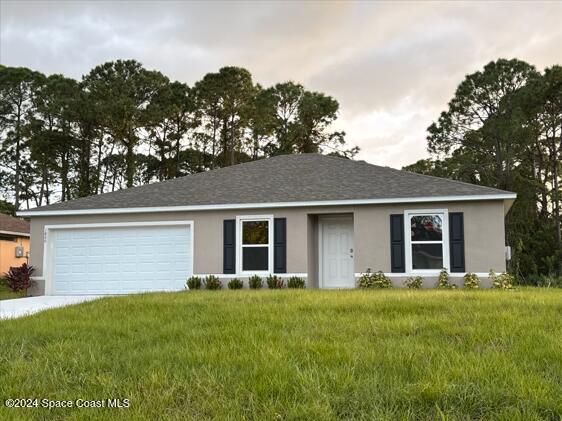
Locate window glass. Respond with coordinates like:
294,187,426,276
242,221,268,245
411,215,442,241
412,244,443,269
242,247,268,271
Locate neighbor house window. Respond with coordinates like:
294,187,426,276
406,210,449,272
238,216,273,273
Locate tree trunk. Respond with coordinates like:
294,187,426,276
95,137,104,194
100,143,115,194
125,139,135,188
230,116,236,166
175,138,181,178
253,134,259,159
158,130,167,181
14,103,22,210
211,118,217,169
78,127,92,198
553,131,561,274
38,174,45,206
533,146,549,217
61,151,69,202
111,172,117,192
221,119,229,167
45,169,50,205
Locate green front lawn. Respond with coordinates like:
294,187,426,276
1,289,561,420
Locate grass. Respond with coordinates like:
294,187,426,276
0,289,561,420
0,278,25,301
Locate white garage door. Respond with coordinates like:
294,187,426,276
49,224,192,295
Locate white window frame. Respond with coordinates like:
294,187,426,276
404,209,449,275
236,215,274,276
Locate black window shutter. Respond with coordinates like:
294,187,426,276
273,218,287,273
223,219,236,274
449,212,465,272
390,214,405,272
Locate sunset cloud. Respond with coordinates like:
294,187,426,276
1,0,560,167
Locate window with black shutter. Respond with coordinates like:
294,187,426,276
449,212,465,272
390,214,405,272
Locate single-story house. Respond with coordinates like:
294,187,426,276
18,154,516,295
0,213,30,275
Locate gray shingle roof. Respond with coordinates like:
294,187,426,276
22,154,514,214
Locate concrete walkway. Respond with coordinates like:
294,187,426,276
0,296,103,319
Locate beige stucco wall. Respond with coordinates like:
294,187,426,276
353,201,506,274
28,200,507,294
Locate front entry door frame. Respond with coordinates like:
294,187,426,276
318,215,355,289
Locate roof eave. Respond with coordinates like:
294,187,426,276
17,193,517,217
0,230,30,237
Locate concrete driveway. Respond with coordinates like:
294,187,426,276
0,296,103,319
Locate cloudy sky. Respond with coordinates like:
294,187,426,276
1,0,561,168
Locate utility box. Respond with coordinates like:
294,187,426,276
15,245,24,258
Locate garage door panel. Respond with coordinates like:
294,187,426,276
50,225,192,295
56,246,72,257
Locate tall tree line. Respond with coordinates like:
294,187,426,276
0,60,356,211
404,59,562,279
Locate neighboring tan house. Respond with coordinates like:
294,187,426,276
0,213,30,276
18,154,516,295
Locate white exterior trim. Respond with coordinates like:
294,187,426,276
195,273,308,279
42,220,194,296
354,272,496,278
43,221,194,230
403,209,450,276
17,193,517,217
235,215,274,276
0,230,30,237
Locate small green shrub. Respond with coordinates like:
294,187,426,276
404,276,423,289
227,278,243,289
287,276,306,289
248,275,263,289
436,268,456,289
204,275,222,290
357,270,392,289
463,272,480,289
489,270,515,289
266,275,285,289
186,276,202,290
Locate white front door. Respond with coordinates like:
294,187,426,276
320,216,354,288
